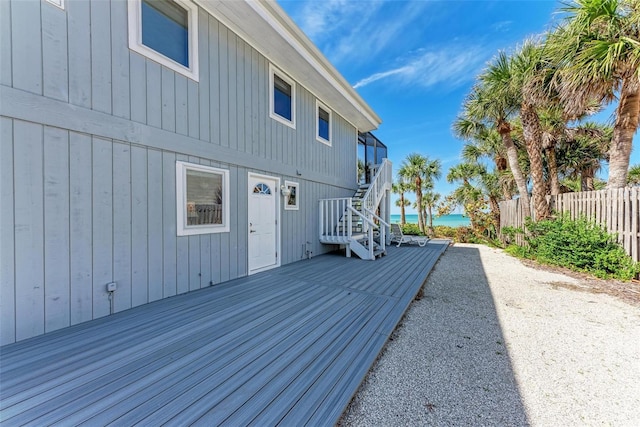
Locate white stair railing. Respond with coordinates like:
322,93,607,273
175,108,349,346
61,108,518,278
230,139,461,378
318,158,393,260
360,159,392,230
319,198,353,244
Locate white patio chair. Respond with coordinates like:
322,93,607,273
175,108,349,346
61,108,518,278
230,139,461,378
390,223,429,247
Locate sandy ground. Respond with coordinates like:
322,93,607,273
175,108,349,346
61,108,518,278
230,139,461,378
340,243,640,426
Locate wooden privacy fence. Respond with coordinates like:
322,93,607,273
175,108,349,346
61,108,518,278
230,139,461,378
499,188,640,263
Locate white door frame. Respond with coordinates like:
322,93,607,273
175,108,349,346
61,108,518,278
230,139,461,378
247,172,281,275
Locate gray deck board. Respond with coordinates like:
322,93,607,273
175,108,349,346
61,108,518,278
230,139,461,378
0,241,448,426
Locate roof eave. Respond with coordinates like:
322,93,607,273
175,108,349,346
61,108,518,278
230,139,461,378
195,0,382,132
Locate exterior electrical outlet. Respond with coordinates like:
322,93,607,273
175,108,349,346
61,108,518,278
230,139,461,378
106,282,117,292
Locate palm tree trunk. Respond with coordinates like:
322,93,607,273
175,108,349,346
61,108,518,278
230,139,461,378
416,192,425,233
415,178,425,233
427,206,434,236
489,196,500,237
400,195,406,225
521,105,549,220
607,75,640,189
497,120,531,218
584,167,595,191
546,146,561,196
496,156,512,200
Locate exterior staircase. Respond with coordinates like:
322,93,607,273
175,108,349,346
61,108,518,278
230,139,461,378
319,159,392,260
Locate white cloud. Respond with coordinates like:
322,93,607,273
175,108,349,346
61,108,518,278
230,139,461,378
491,20,513,32
353,46,487,91
293,1,431,65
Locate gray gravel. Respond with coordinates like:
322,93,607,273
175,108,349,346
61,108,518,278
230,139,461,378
340,243,640,427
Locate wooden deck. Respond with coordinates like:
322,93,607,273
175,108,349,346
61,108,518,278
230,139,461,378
0,241,448,426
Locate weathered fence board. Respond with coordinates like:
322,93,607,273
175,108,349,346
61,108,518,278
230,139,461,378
499,188,640,263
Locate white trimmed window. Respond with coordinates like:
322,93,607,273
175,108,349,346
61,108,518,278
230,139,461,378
176,161,229,235
128,0,199,81
269,64,296,129
316,100,332,145
284,181,299,210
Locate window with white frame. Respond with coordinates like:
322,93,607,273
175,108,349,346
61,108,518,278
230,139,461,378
316,100,332,145
269,64,296,128
176,161,229,235
284,181,299,210
128,0,199,81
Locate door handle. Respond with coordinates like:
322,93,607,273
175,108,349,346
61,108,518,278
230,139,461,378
250,229,256,233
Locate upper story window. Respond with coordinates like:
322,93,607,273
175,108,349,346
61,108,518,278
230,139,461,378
269,64,296,129
316,100,332,145
128,0,199,81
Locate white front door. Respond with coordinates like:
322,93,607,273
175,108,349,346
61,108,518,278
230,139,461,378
248,174,279,274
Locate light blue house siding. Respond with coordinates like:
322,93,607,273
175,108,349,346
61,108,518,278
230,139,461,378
0,0,365,344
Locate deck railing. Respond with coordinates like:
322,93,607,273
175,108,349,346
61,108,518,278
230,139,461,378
319,198,354,244
318,159,393,259
361,159,393,226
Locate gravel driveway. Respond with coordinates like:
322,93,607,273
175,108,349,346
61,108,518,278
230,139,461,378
340,243,640,426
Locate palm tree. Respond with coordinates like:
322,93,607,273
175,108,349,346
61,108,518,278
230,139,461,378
510,40,551,219
398,154,441,233
464,55,532,217
423,191,441,236
392,176,411,225
447,163,486,228
547,0,640,188
456,119,513,201
627,164,640,186
556,123,611,190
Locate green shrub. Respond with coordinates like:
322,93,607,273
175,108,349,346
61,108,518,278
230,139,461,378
524,214,639,280
400,223,424,236
433,225,456,238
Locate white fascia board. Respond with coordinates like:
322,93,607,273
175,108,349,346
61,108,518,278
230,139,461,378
194,0,381,132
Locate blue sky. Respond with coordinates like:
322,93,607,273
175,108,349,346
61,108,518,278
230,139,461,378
278,0,639,214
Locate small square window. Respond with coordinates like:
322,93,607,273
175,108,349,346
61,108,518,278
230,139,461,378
128,0,199,81
176,161,229,235
269,64,296,129
284,181,299,210
316,100,332,145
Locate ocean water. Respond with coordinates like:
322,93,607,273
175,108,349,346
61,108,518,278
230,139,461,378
389,213,470,228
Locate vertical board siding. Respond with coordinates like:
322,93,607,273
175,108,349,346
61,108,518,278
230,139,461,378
13,121,45,341
161,68,176,133
0,118,16,344
2,0,362,343
130,53,147,124
147,149,164,302
67,0,92,108
91,137,113,319
113,143,132,312
69,133,93,324
0,0,12,87
110,0,130,119
131,146,149,307
90,0,112,114
42,2,69,102
175,76,188,136
43,126,71,333
197,11,210,143
218,26,229,148
162,152,177,298
146,62,162,128
11,0,42,94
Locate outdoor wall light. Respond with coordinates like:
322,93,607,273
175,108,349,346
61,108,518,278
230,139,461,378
280,185,292,197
